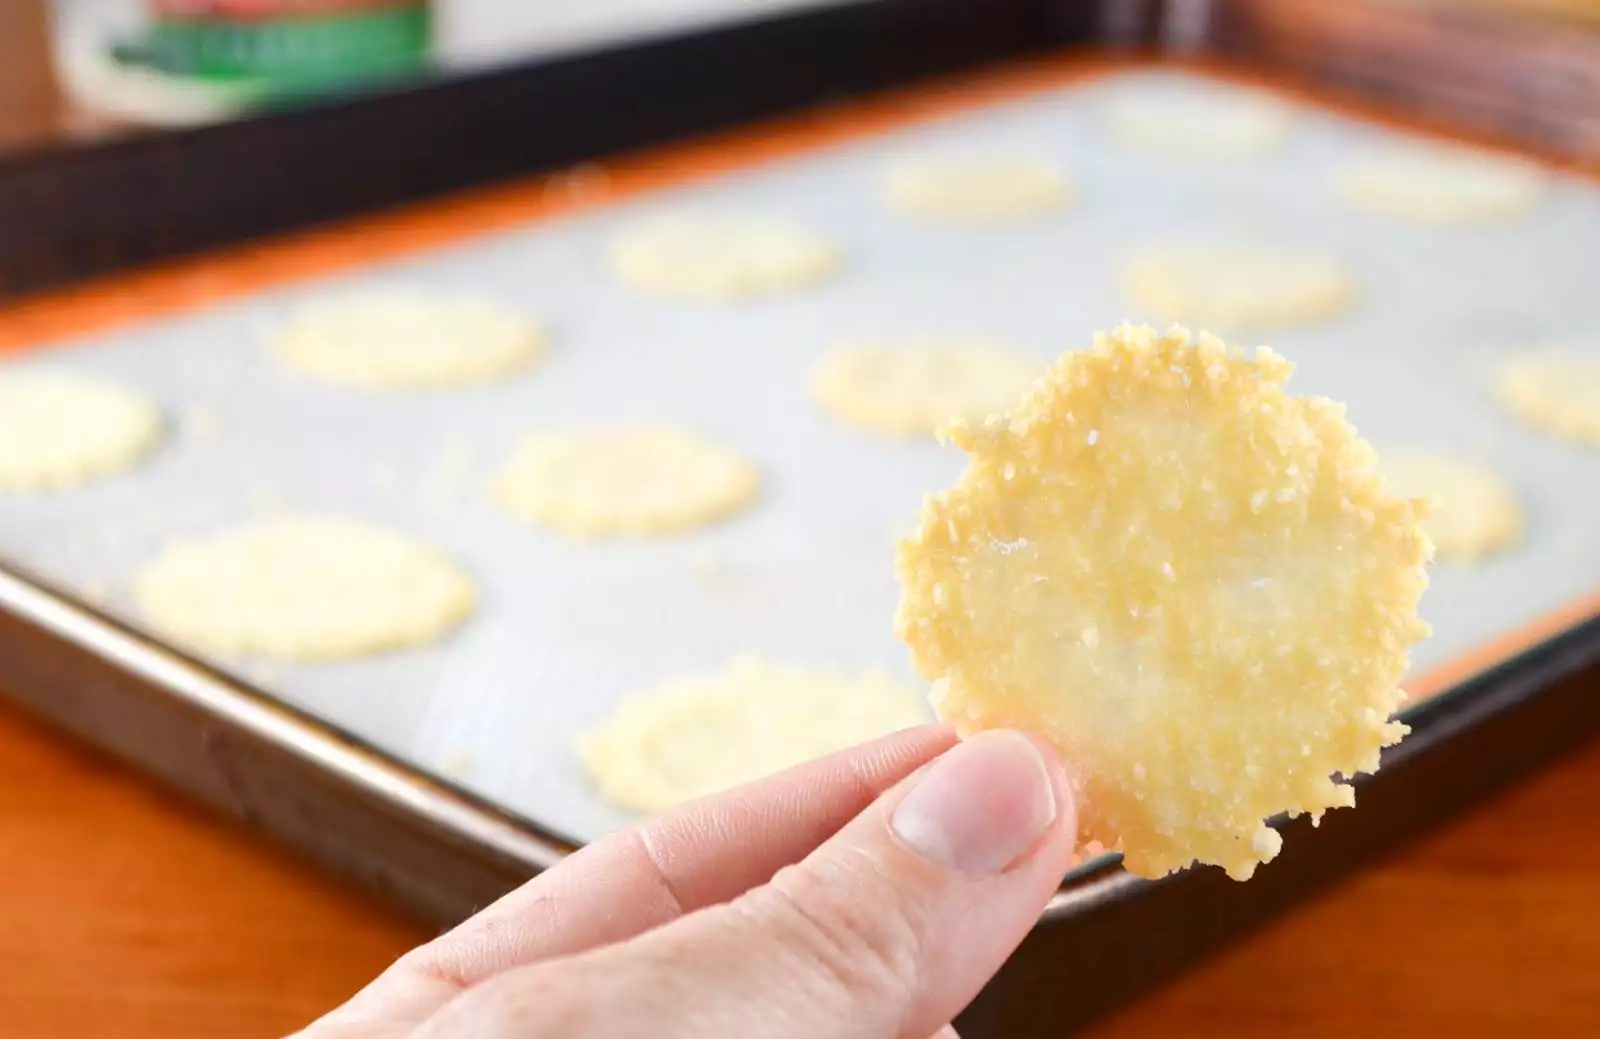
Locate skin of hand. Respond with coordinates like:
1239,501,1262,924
296,725,1077,1039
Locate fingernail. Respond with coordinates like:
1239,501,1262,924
890,730,1057,877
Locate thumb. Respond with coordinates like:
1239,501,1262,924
418,729,1075,1038
678,728,1076,1037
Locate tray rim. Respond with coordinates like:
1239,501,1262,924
0,560,570,872
3,549,1596,919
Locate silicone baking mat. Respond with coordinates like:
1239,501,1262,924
2,67,1597,848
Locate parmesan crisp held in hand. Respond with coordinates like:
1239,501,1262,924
894,324,1432,881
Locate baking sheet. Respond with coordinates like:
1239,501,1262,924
2,68,1598,847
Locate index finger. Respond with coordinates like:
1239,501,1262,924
300,723,955,1038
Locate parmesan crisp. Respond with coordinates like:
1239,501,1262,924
895,324,1431,880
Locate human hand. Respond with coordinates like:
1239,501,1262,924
297,725,1077,1038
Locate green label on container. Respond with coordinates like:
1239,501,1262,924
114,2,430,93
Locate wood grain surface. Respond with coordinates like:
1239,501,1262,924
0,0,61,154
2,692,1597,1038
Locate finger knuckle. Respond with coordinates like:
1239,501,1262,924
750,850,928,1016
414,962,594,1039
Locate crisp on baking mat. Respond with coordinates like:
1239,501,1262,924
580,658,929,814
1497,348,1600,447
1123,244,1355,331
1334,144,1545,226
811,338,1044,439
274,292,546,390
134,516,476,662
0,371,166,492
896,325,1433,880
1382,454,1522,562
493,426,759,537
881,155,1072,225
609,213,840,301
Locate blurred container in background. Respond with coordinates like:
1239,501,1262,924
48,0,433,127
45,0,852,128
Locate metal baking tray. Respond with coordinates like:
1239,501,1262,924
0,0,1112,297
4,18,1600,1039
6,62,1600,846
13,0,1597,299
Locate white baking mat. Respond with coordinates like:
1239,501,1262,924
3,69,1598,846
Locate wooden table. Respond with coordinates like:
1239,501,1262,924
2,693,1597,1038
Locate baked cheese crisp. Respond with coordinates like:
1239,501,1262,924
1124,244,1355,330
1107,84,1291,160
0,371,165,491
494,426,759,537
882,156,1072,225
1498,349,1600,447
134,516,476,661
895,324,1431,880
1335,145,1545,226
275,292,545,390
610,214,840,300
811,338,1044,439
1383,454,1522,561
580,658,928,813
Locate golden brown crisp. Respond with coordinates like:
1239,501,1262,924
895,324,1431,880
